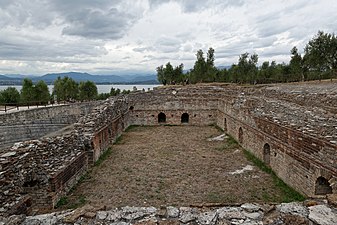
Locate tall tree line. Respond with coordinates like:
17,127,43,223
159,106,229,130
157,31,337,85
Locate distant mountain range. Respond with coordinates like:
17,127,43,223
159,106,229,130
0,72,159,85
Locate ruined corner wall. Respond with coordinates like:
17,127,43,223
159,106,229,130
76,97,130,163
127,86,336,197
0,102,98,150
0,97,130,216
216,98,337,197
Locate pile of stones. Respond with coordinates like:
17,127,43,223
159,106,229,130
1,200,336,225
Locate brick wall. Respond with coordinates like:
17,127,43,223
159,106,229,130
217,100,337,197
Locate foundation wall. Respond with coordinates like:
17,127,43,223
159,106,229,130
217,100,337,196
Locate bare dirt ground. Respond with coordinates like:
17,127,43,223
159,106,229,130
65,126,290,209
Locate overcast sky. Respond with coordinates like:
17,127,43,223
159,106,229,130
0,0,336,75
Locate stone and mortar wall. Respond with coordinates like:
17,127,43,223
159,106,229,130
0,102,98,150
128,85,337,197
128,88,219,126
1,83,337,218
216,97,337,197
0,97,129,216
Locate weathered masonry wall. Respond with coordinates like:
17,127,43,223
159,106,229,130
216,98,337,197
0,102,97,150
129,99,218,126
128,85,337,198
1,84,336,217
0,97,129,216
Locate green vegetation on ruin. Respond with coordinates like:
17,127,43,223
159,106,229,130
242,149,306,202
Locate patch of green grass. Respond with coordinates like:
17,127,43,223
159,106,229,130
125,125,139,132
215,135,239,151
208,123,224,132
243,149,305,202
69,172,92,193
114,135,124,144
55,196,68,208
226,135,239,148
94,148,112,167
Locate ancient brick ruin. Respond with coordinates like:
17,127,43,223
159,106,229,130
0,82,336,217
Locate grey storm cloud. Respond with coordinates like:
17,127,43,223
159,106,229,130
51,0,140,40
62,8,135,39
0,29,107,62
0,0,337,75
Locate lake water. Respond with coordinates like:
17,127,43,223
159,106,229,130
0,84,161,94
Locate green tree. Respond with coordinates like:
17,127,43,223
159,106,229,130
97,93,111,100
205,47,217,82
53,76,79,101
190,49,207,83
156,62,184,85
21,78,35,104
110,87,121,96
304,31,337,80
173,63,185,84
235,52,259,84
156,65,166,85
289,46,304,82
79,81,98,101
164,62,174,84
0,87,20,104
121,89,131,94
34,80,50,104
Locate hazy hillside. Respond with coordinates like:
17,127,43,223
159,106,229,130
0,72,159,85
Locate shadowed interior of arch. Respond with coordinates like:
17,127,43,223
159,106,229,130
181,113,189,123
315,176,332,195
158,112,166,123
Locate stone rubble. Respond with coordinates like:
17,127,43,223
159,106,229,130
0,96,128,216
0,201,336,225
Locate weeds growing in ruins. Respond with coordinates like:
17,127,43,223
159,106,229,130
243,149,305,202
209,123,224,132
56,196,68,208
125,125,139,132
216,135,239,151
94,148,112,167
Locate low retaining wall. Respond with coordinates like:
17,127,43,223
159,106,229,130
0,102,98,150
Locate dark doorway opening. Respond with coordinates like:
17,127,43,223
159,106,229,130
181,113,189,123
158,112,166,123
238,127,243,143
315,176,332,195
224,118,227,132
263,143,271,165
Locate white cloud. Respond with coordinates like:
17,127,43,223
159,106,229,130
0,0,336,75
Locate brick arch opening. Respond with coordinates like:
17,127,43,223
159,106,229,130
315,176,332,195
181,113,189,123
238,127,243,143
158,112,166,123
263,143,271,165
